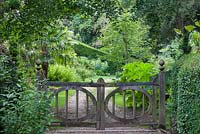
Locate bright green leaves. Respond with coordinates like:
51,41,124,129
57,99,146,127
195,21,200,27
120,61,158,82
174,28,183,35
184,20,200,33
118,61,157,109
184,25,196,32
175,24,197,34
48,64,81,82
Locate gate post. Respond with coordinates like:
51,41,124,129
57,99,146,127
96,78,105,130
36,59,47,91
36,59,42,90
159,60,166,129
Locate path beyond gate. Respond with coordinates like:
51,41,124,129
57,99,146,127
45,60,166,130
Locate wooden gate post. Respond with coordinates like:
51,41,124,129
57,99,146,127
159,59,166,129
36,59,47,90
36,59,42,90
96,78,105,130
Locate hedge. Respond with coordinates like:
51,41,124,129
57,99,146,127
70,39,107,58
171,54,200,134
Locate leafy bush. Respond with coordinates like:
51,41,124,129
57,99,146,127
158,38,183,71
75,57,108,79
94,58,109,75
118,61,158,108
75,66,94,81
171,54,200,134
120,61,158,82
0,54,19,133
48,64,81,82
1,82,52,134
0,55,18,93
0,54,51,134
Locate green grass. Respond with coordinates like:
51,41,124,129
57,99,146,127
114,92,133,108
115,92,124,107
51,90,76,109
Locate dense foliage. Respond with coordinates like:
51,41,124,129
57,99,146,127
171,54,200,134
1,86,51,134
135,0,200,53
1,0,200,133
100,12,151,72
0,54,51,134
120,62,158,82
118,62,158,108
0,54,17,133
48,64,81,82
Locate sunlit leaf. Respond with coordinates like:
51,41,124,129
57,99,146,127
184,25,195,32
195,21,200,27
174,28,183,35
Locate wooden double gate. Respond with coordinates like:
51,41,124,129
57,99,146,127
45,60,166,130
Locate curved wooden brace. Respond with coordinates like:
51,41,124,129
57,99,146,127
104,87,153,123
50,87,97,122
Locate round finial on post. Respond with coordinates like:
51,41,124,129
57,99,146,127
36,59,41,66
159,59,165,71
36,59,42,71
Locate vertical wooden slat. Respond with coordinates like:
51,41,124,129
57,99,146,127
86,92,89,114
142,94,145,115
123,90,126,119
132,90,136,118
56,93,59,117
152,86,156,121
112,95,115,115
65,90,68,120
97,83,101,130
100,83,105,129
76,90,79,120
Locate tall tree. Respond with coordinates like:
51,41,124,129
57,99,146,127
100,12,151,72
135,0,200,54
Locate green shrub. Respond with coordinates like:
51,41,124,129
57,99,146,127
171,53,200,134
48,64,81,82
0,55,18,93
120,61,158,82
76,57,109,80
94,58,109,75
0,55,51,134
170,67,179,134
119,62,158,108
0,54,20,133
76,56,96,70
75,66,94,81
1,82,52,134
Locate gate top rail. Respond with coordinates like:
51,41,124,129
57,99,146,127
47,81,159,87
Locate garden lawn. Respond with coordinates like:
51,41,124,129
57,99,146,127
51,90,76,109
